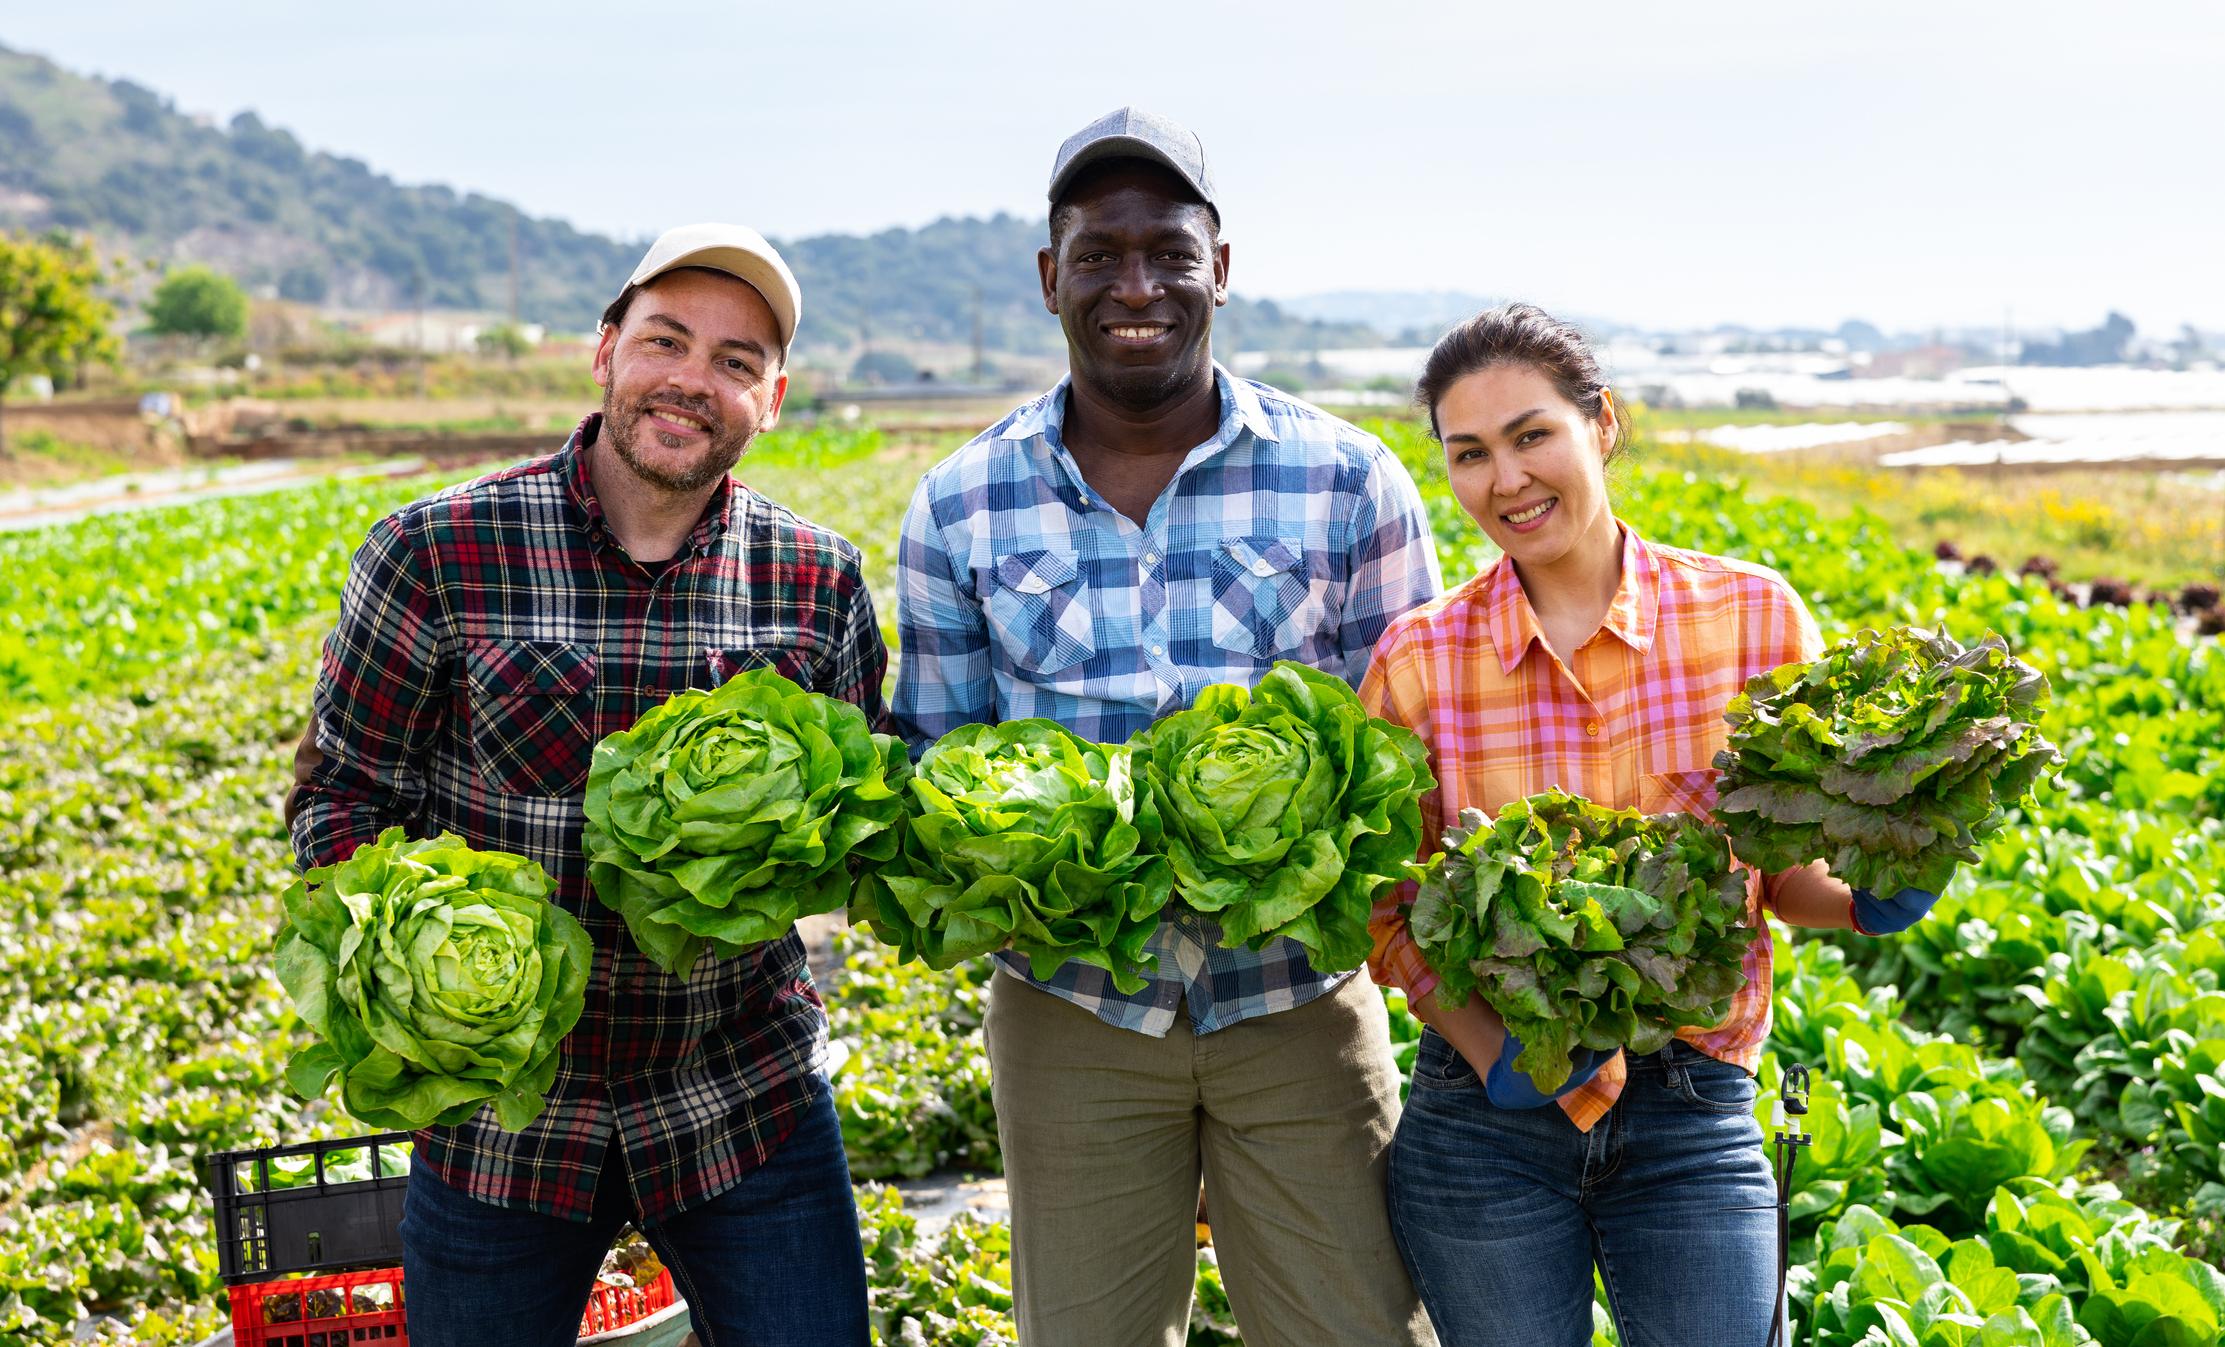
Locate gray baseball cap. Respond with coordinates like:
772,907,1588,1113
1047,107,1218,216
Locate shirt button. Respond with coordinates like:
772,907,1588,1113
1144,551,1158,564
1586,722,1601,736
1150,644,1165,656
1252,561,1274,577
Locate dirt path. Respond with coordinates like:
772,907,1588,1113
0,455,434,533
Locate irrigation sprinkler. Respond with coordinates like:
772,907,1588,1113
1771,1062,1815,1347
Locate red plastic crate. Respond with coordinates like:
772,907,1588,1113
226,1264,679,1344
579,1268,678,1337
228,1266,406,1347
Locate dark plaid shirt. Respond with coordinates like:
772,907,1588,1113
291,416,887,1223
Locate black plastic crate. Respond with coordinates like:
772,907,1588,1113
206,1132,414,1284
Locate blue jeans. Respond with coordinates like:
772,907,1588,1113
398,1080,869,1347
1389,1031,1776,1347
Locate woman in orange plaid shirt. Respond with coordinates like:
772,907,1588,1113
1359,305,1941,1347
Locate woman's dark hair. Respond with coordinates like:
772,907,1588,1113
1415,302,1623,456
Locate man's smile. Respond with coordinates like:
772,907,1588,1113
645,403,715,436
1103,321,1174,346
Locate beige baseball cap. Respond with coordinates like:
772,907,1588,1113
622,223,802,356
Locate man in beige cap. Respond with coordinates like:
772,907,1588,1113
290,225,879,1346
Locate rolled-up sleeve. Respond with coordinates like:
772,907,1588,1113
818,546,892,733
890,478,992,753
290,514,449,869
1358,629,1443,1004
1337,447,1443,688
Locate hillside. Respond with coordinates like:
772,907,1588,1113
779,213,1381,358
0,43,639,330
0,42,1389,356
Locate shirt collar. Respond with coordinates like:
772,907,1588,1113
997,362,1281,450
1482,520,1660,674
562,412,736,557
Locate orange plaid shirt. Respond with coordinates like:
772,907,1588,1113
1359,522,1823,1131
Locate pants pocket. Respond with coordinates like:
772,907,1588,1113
1667,1047,1757,1113
1409,1026,1481,1092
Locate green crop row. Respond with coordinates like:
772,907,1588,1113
0,421,2221,1344
1757,935,2225,1346
0,633,354,1344
0,426,887,716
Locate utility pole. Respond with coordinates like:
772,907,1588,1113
858,300,871,384
2001,305,2015,422
508,205,521,327
971,284,985,385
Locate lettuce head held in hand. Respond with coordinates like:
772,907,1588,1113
1134,661,1435,973
584,667,911,979
1406,791,1751,1092
1711,626,2060,895
276,828,593,1132
849,720,1172,993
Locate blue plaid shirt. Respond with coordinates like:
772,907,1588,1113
892,367,1442,1036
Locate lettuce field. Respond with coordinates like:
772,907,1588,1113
1,420,2221,1346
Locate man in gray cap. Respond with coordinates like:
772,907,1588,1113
290,225,878,1346
894,109,1441,1346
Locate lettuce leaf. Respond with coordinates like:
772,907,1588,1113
1405,790,1752,1091
1711,627,2061,894
848,720,1173,993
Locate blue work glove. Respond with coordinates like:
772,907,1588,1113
1484,1029,1614,1109
1850,886,1939,935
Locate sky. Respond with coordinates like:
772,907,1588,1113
8,1,2223,336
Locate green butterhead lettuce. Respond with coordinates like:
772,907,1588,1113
1711,627,2061,894
849,720,1172,993
276,828,592,1132
1406,791,1751,1091
584,667,910,979
1133,661,1434,973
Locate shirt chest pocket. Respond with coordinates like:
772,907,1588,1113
708,646,814,689
985,550,1096,678
464,640,600,799
1211,536,1326,659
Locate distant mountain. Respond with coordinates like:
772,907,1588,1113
0,43,640,330
0,43,1394,354
781,214,1061,356
782,213,1383,359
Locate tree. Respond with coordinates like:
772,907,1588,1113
145,265,249,343
475,322,533,359
0,231,122,455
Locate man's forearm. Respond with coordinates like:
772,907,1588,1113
288,699,427,870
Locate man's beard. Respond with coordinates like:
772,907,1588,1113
601,386,751,493
1068,317,1213,414
1087,358,1200,414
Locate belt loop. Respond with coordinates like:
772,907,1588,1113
1659,1043,1680,1087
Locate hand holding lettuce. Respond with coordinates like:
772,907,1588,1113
848,720,1172,992
583,668,910,979
1711,627,2059,896
1404,791,1752,1092
276,828,592,1132
1131,661,1435,973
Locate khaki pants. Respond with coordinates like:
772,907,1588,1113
985,969,1434,1347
